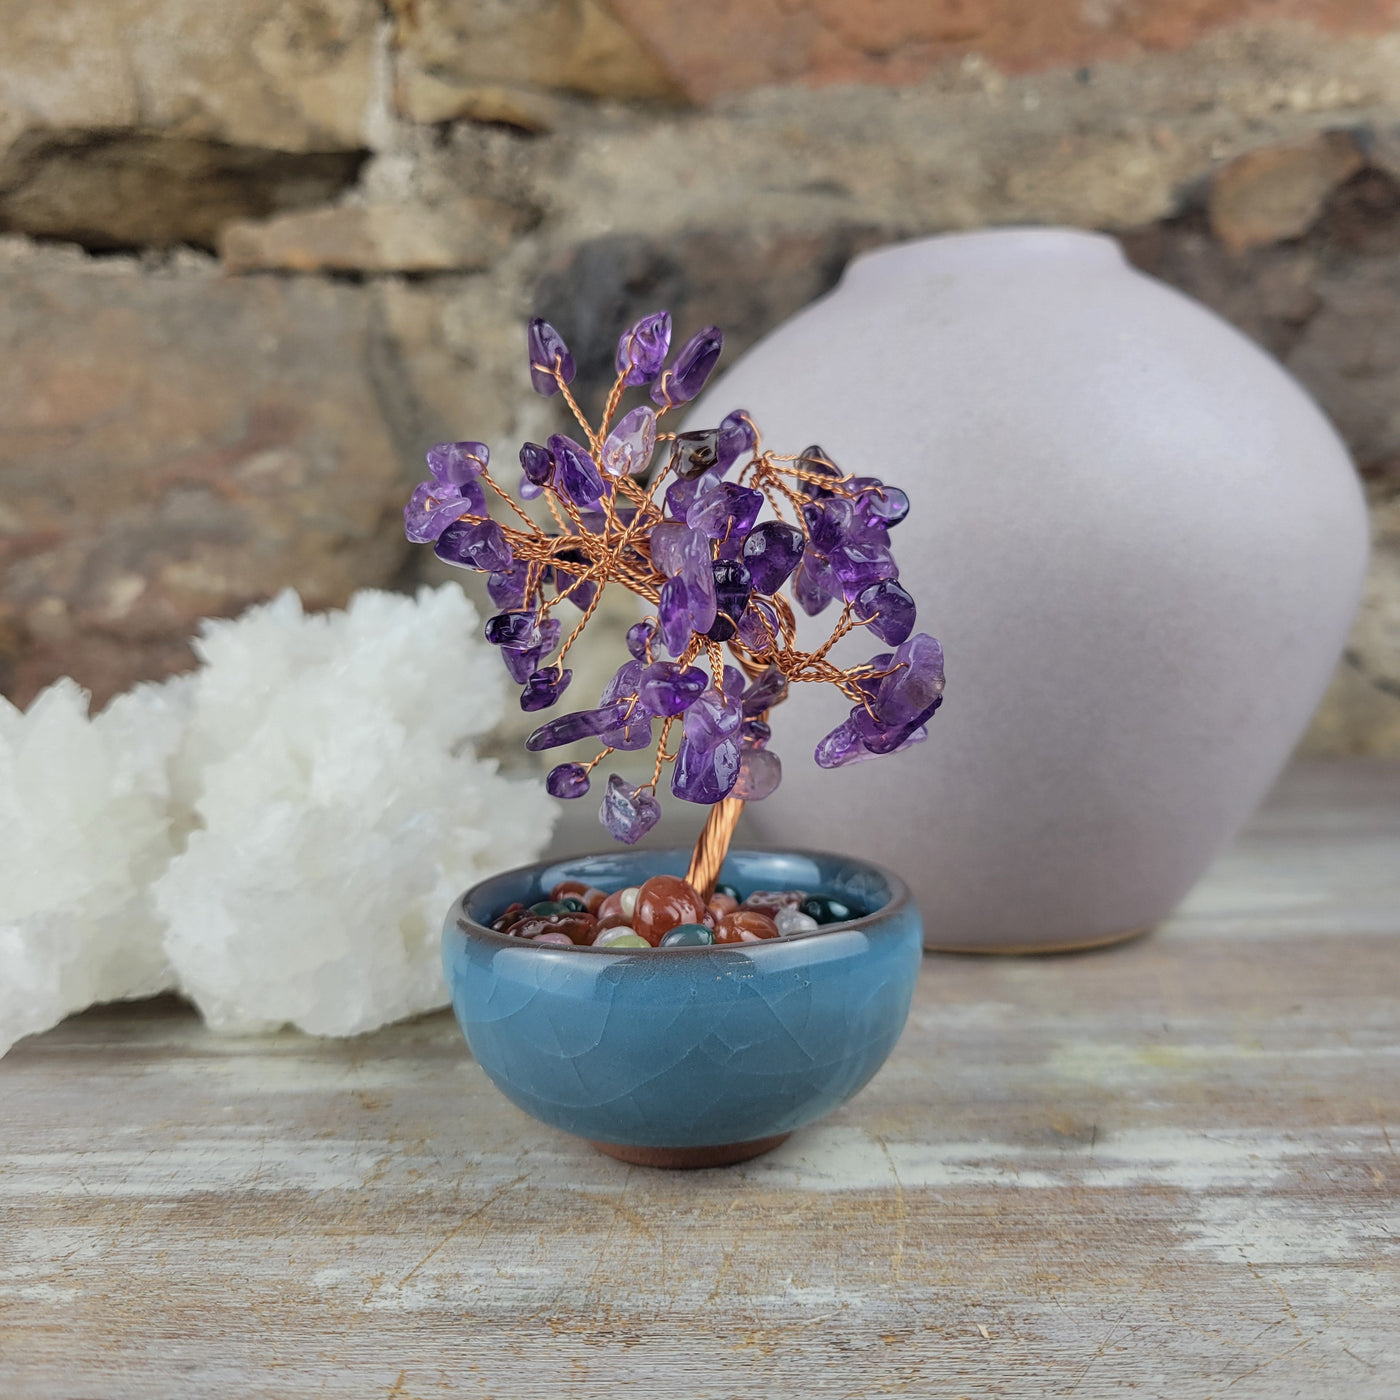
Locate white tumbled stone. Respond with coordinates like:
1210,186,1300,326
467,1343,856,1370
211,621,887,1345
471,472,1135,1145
775,907,819,936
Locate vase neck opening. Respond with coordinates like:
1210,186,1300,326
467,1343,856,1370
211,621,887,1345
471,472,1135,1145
842,228,1126,290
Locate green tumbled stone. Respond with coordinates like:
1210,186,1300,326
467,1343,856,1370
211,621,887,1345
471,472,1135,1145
600,932,649,949
714,883,741,902
558,897,589,913
800,895,856,925
659,922,714,947
528,900,570,916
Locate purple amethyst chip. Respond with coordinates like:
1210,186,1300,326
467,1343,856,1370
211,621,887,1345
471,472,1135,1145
626,618,658,661
716,410,757,472
736,597,780,652
597,660,654,750
831,538,899,598
616,311,672,387
706,559,752,643
742,521,805,595
670,684,743,804
851,477,910,529
733,746,781,801
638,660,708,717
547,763,591,799
871,633,945,727
520,441,553,486
501,645,542,685
527,318,575,397
657,576,693,657
547,434,604,508
525,701,632,752
652,327,722,408
742,717,772,746
688,482,762,547
793,551,841,616
600,774,662,844
521,665,573,712
487,561,529,611
797,445,843,499
485,609,543,649
405,477,486,544
434,519,512,573
855,580,916,646
741,664,788,716
426,441,489,486
665,470,719,523
600,406,657,478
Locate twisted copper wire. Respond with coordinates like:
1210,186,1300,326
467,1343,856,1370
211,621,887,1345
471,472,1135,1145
685,796,745,903
451,365,897,883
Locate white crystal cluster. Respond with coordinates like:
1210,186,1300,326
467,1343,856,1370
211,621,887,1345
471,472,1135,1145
0,678,189,1055
0,584,556,1056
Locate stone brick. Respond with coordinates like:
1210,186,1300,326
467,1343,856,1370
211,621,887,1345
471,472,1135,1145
0,134,366,251
0,0,381,158
0,242,414,709
1356,498,1400,689
609,0,1400,101
0,0,381,248
374,275,530,462
1,6,1399,757
531,30,1400,244
1300,655,1400,754
1209,131,1365,252
532,226,888,405
221,198,532,273
1124,169,1400,479
391,0,682,126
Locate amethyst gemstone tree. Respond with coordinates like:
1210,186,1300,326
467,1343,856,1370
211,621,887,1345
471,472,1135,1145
404,311,944,898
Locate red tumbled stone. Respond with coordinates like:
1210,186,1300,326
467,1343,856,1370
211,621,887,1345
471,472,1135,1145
713,909,780,943
632,875,708,947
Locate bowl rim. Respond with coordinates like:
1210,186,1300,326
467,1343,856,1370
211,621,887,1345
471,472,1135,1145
447,844,914,956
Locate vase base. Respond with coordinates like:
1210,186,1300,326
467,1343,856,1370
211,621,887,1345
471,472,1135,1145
588,1133,791,1169
924,924,1153,956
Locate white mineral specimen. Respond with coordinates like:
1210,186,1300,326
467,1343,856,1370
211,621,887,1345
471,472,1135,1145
154,584,556,1036
0,677,190,1057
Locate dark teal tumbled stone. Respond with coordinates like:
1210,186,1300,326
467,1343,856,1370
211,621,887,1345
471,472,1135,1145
714,883,741,901
558,897,589,913
800,894,857,925
659,923,714,947
528,900,570,916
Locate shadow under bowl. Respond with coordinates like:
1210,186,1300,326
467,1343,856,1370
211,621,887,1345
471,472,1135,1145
442,847,923,1167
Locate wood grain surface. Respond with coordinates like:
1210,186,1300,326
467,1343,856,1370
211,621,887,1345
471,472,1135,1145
2,760,1397,1399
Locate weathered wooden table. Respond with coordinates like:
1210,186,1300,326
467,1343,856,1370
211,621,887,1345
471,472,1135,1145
3,760,1397,1398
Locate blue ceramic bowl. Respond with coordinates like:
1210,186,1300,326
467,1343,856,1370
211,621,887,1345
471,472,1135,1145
442,847,922,1166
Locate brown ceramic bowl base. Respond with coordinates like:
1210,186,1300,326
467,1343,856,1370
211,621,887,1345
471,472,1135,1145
923,924,1152,956
588,1133,791,1169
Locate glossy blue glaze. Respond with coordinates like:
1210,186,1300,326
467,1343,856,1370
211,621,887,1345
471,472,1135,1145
442,848,923,1150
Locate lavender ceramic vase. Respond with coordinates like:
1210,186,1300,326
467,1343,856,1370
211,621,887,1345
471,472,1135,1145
692,228,1368,952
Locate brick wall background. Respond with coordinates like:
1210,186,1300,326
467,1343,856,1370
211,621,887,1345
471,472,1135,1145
2,0,1398,752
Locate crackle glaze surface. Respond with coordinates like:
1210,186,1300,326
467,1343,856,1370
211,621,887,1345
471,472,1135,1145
442,848,923,1148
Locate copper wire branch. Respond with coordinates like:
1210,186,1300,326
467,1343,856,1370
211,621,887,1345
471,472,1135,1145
685,796,746,903
448,360,899,885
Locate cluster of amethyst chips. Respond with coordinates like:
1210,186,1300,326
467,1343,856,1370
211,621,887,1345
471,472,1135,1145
403,308,943,845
